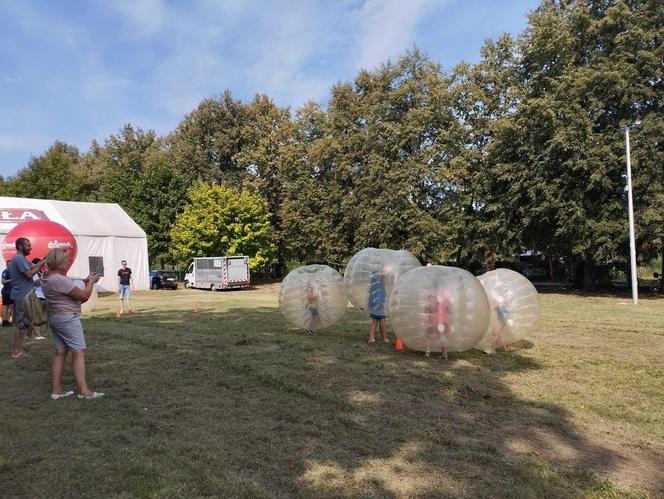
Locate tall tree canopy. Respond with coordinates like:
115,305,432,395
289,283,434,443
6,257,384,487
98,125,188,265
488,0,663,287
167,90,249,185
2,141,83,200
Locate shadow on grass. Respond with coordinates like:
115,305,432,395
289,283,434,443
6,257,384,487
0,305,660,498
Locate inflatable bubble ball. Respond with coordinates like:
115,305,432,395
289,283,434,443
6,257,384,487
343,248,421,317
279,265,348,331
475,268,540,353
388,265,490,356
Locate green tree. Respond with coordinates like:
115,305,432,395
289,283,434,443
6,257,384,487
489,0,663,288
291,49,457,265
2,141,83,200
167,90,249,185
99,124,188,266
73,139,107,201
278,101,356,266
634,115,664,288
449,34,523,269
234,94,296,274
169,182,276,269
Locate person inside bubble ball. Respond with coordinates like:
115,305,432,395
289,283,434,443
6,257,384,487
304,280,321,336
491,293,511,351
425,290,450,359
368,265,389,344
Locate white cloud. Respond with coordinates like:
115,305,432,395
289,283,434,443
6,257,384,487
81,72,131,102
1,1,80,46
103,0,167,35
244,3,334,108
153,51,225,115
132,2,350,113
0,133,25,151
353,0,442,70
0,132,45,153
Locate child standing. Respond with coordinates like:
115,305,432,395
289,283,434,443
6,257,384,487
425,290,450,358
305,280,321,335
368,266,389,343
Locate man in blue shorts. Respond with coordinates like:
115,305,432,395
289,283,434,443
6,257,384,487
10,238,46,358
117,260,134,315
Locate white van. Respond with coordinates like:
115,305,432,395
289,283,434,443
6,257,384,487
184,256,250,290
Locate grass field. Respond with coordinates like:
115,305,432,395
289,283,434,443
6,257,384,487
1,285,662,498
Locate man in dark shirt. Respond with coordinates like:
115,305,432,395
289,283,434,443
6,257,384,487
117,260,134,315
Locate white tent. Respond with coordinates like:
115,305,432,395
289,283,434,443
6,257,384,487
0,197,149,290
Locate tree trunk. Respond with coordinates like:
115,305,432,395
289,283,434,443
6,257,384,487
547,254,554,280
584,252,595,290
660,249,664,293
484,254,495,272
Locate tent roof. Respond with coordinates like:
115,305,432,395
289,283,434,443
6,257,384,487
0,197,146,238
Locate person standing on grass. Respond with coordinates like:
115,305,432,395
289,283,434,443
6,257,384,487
10,238,46,359
117,259,134,315
2,260,13,327
41,248,104,400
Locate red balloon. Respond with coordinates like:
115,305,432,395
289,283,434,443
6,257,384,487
2,220,78,266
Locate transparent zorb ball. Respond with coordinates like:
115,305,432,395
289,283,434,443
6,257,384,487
343,248,420,317
389,266,490,353
279,265,348,331
475,268,540,353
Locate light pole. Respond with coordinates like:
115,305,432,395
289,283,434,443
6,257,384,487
625,122,640,305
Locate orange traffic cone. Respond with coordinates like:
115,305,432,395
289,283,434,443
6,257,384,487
395,338,404,351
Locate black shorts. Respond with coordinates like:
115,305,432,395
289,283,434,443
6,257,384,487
1,293,12,306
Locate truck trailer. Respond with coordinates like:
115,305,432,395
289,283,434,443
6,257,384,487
184,256,250,290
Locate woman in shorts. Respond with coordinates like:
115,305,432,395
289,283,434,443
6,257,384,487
41,248,104,400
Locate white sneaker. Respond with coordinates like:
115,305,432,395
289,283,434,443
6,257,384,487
78,392,105,400
50,391,74,400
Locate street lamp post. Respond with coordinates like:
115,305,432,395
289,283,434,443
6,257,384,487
625,124,639,305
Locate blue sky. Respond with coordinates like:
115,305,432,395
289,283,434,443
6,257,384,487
0,0,539,178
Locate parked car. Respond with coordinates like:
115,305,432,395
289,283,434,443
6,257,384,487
150,270,178,290
520,266,547,281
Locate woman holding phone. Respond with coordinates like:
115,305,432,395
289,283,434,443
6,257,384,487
41,248,104,400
